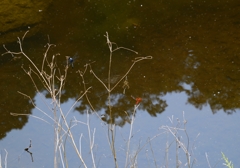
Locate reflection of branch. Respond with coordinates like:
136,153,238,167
24,140,34,162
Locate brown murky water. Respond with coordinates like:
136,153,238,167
0,0,240,167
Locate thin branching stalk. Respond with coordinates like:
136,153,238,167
148,138,158,168
4,149,7,168
107,122,118,168
110,56,152,92
59,144,66,168
0,149,8,168
4,31,154,168
3,33,53,92
159,113,199,168
176,136,180,168
125,104,139,168
87,111,96,168
3,32,89,168
205,153,212,168
12,91,62,128
89,32,152,168
165,141,169,168
79,133,83,157
56,104,88,167
182,112,191,167
4,149,8,168
64,86,92,118
77,66,96,112
124,130,165,168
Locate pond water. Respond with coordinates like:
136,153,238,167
1,0,240,167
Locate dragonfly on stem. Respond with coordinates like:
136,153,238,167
65,52,79,68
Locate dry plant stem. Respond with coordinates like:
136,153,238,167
182,112,191,167
5,48,46,93
21,63,66,168
107,121,118,168
0,149,8,168
130,144,139,168
148,139,158,168
64,86,92,118
89,56,152,93
77,67,96,112
55,74,65,103
90,32,152,167
79,134,83,157
165,141,169,168
106,86,118,168
87,111,96,168
160,114,193,168
90,69,110,91
55,119,65,168
45,53,66,168
190,135,200,167
9,36,52,92
60,121,75,168
92,35,152,167
41,35,56,72
12,92,57,125
165,126,190,165
126,130,164,168
174,123,181,168
10,112,50,125
107,40,114,163
90,32,152,93
5,149,8,168
52,89,58,168
59,144,65,168
4,32,89,168
54,111,89,168
6,32,153,167
124,104,139,168
55,100,88,168
110,56,152,92
164,137,175,168
205,153,212,168
104,31,137,168
176,137,180,168
21,64,65,119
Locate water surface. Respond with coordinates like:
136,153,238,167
0,0,240,167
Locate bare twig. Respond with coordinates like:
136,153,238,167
87,111,96,168
125,104,140,168
205,153,212,168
